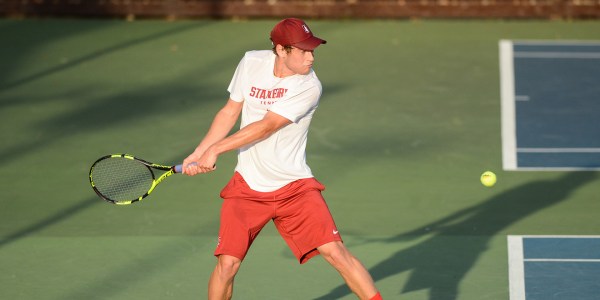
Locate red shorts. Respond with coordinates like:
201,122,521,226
215,172,342,264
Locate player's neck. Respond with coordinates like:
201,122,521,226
273,57,296,78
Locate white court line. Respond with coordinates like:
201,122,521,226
511,167,600,171
499,40,518,171
517,148,600,153
512,40,600,46
508,236,526,300
515,235,600,238
525,259,600,262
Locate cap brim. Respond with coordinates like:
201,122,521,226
293,36,327,51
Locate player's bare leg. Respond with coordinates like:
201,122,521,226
318,241,380,300
208,255,241,300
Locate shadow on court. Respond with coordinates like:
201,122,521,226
0,21,205,92
0,197,99,248
315,172,597,300
0,21,229,166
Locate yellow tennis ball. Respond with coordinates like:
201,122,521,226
480,171,497,187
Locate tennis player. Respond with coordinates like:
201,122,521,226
182,18,382,300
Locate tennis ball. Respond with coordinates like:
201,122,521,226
480,171,497,187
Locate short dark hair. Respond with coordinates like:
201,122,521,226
272,45,293,56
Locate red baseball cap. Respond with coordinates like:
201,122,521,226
270,18,326,51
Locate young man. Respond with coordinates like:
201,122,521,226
182,18,382,300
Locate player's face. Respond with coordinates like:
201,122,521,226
282,47,315,75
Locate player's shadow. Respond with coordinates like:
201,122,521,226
315,172,597,300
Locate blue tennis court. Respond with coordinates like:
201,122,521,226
500,40,600,170
508,236,600,300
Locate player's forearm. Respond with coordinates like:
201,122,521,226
193,102,240,155
207,111,290,157
208,120,278,156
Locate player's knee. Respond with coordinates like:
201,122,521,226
319,242,353,267
216,255,242,279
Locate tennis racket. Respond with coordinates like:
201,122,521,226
89,154,186,205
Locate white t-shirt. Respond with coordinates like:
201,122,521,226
227,50,322,192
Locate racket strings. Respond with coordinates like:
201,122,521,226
91,158,154,201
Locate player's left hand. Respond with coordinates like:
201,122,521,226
183,149,217,176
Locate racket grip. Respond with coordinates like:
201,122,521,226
174,164,183,173
174,162,199,173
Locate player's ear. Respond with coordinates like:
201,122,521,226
275,44,287,57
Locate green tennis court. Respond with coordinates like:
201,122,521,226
1,19,599,299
